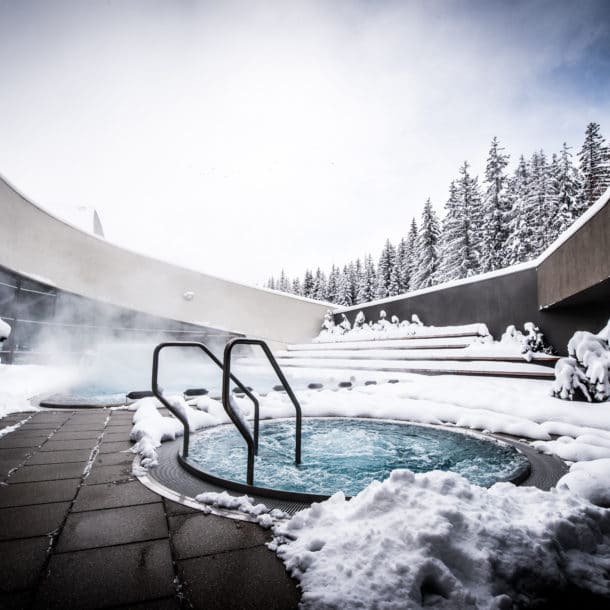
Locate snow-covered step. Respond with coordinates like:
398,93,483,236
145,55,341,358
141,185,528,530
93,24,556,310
276,357,555,379
287,337,477,351
276,348,558,364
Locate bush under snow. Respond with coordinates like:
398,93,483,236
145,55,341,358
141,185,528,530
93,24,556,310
553,321,610,402
0,317,10,341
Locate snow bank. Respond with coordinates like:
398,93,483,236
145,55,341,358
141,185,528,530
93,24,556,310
558,459,610,507
272,469,610,609
0,317,11,341
129,396,222,467
0,364,79,418
314,309,488,343
195,491,288,528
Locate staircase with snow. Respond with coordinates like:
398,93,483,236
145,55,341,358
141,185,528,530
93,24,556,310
274,319,558,380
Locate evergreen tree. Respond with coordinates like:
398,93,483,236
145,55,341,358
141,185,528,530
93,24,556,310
350,259,362,303
550,142,583,239
376,239,397,299
312,268,327,301
336,265,353,306
278,269,290,293
411,199,441,289
481,137,510,271
405,219,418,290
357,254,376,303
578,122,610,208
395,237,409,293
302,270,314,298
325,265,340,303
505,155,531,265
291,277,302,296
267,277,276,290
526,150,555,255
438,163,481,282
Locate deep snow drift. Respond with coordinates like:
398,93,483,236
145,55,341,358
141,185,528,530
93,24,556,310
271,469,610,609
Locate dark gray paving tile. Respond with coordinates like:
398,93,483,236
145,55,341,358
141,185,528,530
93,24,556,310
56,503,168,552
179,546,299,610
113,596,180,609
40,439,96,451
17,425,59,433
84,463,133,485
98,441,134,454
0,478,80,508
27,449,91,465
94,452,133,467
0,590,33,609
0,459,24,479
51,430,101,441
163,499,200,516
8,462,85,483
102,431,130,442
4,429,52,439
73,481,160,512
35,540,175,609
58,424,105,432
0,536,49,592
169,512,269,560
0,502,70,540
0,448,31,462
0,436,47,449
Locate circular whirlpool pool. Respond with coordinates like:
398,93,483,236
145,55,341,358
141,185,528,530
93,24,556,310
186,418,530,499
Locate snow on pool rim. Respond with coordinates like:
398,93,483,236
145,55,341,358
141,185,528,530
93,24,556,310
181,417,532,501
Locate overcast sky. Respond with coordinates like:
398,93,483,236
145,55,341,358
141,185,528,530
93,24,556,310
1,0,609,285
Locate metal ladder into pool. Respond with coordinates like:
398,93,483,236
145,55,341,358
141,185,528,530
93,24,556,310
151,338,302,485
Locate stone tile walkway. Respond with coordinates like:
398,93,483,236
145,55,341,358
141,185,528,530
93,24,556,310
0,410,300,609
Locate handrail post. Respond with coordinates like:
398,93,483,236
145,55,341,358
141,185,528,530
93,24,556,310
224,338,302,466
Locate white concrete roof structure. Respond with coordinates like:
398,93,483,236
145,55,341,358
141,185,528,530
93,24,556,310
0,175,330,344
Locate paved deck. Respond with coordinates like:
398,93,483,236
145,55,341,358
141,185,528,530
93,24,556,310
0,409,300,609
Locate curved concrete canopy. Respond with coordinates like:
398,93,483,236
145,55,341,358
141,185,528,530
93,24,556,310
0,175,331,344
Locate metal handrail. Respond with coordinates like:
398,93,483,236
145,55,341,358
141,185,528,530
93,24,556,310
223,338,302,472
151,341,259,459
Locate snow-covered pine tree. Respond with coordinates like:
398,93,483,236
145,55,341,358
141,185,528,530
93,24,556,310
376,239,396,299
578,122,610,209
405,219,418,290
411,199,441,289
302,270,314,298
481,137,510,272
525,150,556,256
438,163,481,282
356,254,376,303
291,277,302,296
395,237,409,293
347,261,359,304
312,268,327,301
336,265,353,306
325,265,340,303
505,155,531,265
278,269,290,293
550,142,583,239
267,277,276,290
350,260,362,303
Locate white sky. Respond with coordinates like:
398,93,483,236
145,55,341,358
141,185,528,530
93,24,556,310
1,0,609,284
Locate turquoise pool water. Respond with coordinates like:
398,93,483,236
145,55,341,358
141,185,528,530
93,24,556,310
188,418,530,495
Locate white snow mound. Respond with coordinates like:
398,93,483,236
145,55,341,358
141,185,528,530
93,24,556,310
273,469,610,609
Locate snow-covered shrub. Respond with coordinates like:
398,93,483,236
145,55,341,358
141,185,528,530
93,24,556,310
554,320,610,402
338,314,351,333
500,322,554,361
411,314,423,326
353,311,366,329
390,315,399,326
552,357,591,401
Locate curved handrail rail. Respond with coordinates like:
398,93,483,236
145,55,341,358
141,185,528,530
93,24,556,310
223,338,302,469
151,341,259,459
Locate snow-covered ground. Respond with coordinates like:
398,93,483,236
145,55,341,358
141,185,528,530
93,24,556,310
0,363,79,418
3,362,610,608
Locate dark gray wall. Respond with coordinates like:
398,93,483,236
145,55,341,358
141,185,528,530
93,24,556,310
538,202,610,308
334,267,608,354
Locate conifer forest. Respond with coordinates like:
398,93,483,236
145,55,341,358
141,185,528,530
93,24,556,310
266,122,610,306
